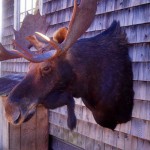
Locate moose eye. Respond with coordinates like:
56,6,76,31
41,66,52,75
43,66,51,72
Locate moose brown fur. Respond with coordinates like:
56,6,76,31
3,21,134,130
0,0,134,130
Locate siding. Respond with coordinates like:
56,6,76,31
1,0,28,76
42,0,150,149
1,0,150,149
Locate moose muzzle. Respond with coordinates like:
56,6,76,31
3,97,37,125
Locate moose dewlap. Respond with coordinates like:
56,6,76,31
0,0,133,130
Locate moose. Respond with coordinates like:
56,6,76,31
0,0,134,130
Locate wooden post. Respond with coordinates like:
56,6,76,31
0,97,9,150
0,96,49,150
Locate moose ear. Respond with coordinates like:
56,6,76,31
35,27,68,44
0,74,25,96
53,27,68,44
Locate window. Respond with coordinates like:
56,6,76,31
20,0,37,24
14,0,42,30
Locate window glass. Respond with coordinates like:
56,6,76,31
20,0,25,13
26,0,33,12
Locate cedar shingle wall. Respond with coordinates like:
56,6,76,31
2,0,14,47
1,0,150,149
42,0,150,149
1,0,28,75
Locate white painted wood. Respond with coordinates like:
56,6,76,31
39,0,43,15
14,0,20,30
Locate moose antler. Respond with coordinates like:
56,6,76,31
36,0,97,52
14,10,49,51
63,0,97,50
0,0,97,63
0,43,20,61
0,10,52,62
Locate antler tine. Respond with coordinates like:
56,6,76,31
62,0,97,51
35,32,62,52
0,41,40,62
0,43,20,61
26,35,45,50
12,49,57,63
13,40,34,57
0,42,35,62
0,40,57,63
12,40,57,63
65,0,78,40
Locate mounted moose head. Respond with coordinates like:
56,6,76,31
0,0,134,130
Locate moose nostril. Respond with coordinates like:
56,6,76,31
24,112,34,123
13,113,21,124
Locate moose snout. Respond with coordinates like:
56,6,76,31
4,100,21,125
3,96,38,125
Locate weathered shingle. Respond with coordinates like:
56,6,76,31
1,0,150,149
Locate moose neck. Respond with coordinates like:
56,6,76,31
51,51,88,98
